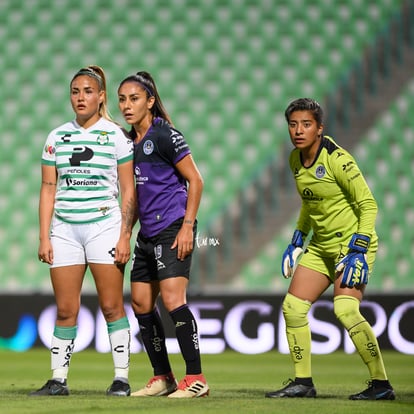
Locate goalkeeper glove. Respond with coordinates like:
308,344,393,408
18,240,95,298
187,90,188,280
281,229,305,278
335,233,370,287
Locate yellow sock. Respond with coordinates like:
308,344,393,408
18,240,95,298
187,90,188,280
283,293,312,378
334,295,388,380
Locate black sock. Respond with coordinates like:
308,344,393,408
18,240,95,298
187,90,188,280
372,379,392,388
169,304,201,375
136,310,172,376
295,377,314,387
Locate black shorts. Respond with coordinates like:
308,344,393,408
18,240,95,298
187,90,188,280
130,218,196,283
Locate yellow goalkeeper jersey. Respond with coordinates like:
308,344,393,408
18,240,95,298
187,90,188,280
289,135,378,253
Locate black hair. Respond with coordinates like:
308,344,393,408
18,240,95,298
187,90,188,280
118,71,173,125
284,98,324,126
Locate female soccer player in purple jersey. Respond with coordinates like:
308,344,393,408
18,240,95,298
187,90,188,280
118,71,209,398
32,65,136,397
266,98,394,401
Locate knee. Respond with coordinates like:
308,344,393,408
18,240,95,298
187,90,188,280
131,292,157,314
160,288,186,313
162,295,184,313
56,302,79,325
334,295,363,328
100,301,124,322
282,293,311,327
131,300,152,315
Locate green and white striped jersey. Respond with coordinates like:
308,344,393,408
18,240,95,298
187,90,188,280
42,117,133,224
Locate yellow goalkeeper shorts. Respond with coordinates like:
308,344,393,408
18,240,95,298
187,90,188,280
298,237,378,282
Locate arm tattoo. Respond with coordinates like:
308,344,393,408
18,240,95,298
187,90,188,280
121,197,136,235
42,181,57,186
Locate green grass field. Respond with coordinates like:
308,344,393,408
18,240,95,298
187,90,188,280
0,349,412,414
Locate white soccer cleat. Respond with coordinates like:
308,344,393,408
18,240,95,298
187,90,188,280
131,373,177,397
167,374,209,398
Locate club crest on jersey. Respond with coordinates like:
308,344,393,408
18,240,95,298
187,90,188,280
143,140,154,155
315,165,326,179
96,132,109,145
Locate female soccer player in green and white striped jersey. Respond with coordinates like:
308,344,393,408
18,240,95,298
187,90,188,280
31,66,135,397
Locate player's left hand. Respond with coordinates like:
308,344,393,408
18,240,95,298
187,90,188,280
335,251,368,287
171,224,194,261
335,233,370,287
114,237,131,265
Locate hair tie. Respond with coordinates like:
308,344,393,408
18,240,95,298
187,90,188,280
72,69,103,89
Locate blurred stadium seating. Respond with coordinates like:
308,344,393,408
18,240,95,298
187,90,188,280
0,0,410,292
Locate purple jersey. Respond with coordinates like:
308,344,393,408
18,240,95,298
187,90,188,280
133,118,191,237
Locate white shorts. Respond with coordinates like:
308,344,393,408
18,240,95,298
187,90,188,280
50,212,121,268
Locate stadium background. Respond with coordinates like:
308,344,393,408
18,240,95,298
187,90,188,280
0,0,413,352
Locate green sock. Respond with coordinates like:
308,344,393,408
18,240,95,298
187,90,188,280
283,293,312,378
334,295,388,380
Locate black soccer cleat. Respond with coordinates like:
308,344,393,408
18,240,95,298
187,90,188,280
106,380,131,396
29,379,69,396
265,379,316,398
349,381,395,400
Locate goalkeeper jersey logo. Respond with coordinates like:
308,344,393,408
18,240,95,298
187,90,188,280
315,165,326,179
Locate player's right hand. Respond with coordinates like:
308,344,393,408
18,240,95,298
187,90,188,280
281,229,305,278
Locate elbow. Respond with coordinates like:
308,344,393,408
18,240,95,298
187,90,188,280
191,173,204,193
198,175,204,192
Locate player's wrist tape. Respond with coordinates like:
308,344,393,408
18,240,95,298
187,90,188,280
291,229,305,248
348,233,370,253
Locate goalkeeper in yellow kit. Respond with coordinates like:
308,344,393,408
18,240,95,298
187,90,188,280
266,98,395,400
